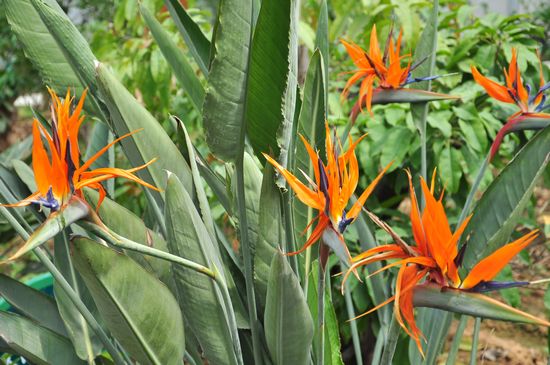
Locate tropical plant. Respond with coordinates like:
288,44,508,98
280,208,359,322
0,1,549,365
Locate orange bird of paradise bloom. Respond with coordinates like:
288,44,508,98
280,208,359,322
341,24,443,115
262,123,392,260
1,88,159,212
471,48,550,159
342,171,542,355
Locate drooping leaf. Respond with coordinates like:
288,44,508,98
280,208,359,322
264,252,314,365
164,0,211,76
164,173,241,365
71,237,185,365
0,311,85,365
202,0,252,160
414,284,550,326
246,0,298,163
5,197,90,262
462,126,550,270
95,63,194,208
293,50,326,234
0,274,66,337
141,5,205,112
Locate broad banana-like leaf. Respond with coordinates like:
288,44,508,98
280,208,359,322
413,284,550,326
264,252,314,365
238,153,262,252
0,311,84,365
71,237,185,365
371,88,459,105
246,0,298,163
0,274,66,337
5,196,90,262
4,0,85,103
315,0,329,104
164,173,242,365
462,125,550,270
95,63,194,207
293,50,326,239
306,260,344,365
254,164,282,308
202,0,252,160
141,5,205,112
163,0,211,76
12,160,37,192
53,233,103,362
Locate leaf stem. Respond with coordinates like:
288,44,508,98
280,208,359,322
446,316,469,365
316,251,326,365
380,315,400,365
343,276,363,365
80,221,217,279
469,318,481,365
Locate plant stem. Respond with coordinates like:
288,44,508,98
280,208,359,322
81,221,217,279
380,315,400,365
469,318,481,365
235,155,263,365
446,316,469,365
0,207,127,364
282,191,299,275
317,253,326,365
343,277,363,365
457,155,489,226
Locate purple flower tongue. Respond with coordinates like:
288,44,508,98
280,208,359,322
468,280,529,293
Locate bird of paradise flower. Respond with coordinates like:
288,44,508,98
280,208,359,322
262,123,391,266
340,24,452,117
1,88,160,260
342,171,547,354
471,48,550,159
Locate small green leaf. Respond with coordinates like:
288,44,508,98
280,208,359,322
264,252,314,365
72,237,185,365
437,144,463,193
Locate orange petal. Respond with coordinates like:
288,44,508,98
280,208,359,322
461,230,539,289
347,161,392,220
471,66,514,104
287,215,330,256
262,153,324,211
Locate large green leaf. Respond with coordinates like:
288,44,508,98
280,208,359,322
0,274,66,337
246,0,298,163
71,237,185,365
5,196,90,262
315,0,329,106
4,0,84,101
53,233,103,362
95,63,194,206
264,252,314,365
141,5,205,112
164,173,241,365
84,189,173,287
254,164,283,307
239,153,262,253
164,0,211,76
372,89,458,105
462,126,550,270
306,260,344,365
414,284,550,326
0,311,84,365
293,50,326,236
202,0,252,160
